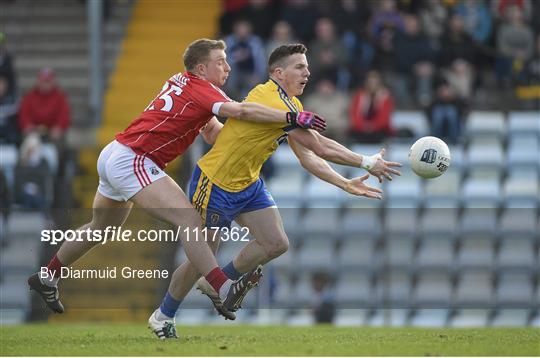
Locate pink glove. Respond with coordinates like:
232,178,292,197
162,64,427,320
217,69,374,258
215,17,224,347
286,111,327,132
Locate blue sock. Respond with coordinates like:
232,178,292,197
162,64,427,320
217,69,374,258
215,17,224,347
222,261,242,280
159,292,182,318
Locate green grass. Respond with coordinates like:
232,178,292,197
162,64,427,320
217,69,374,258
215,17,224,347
0,324,539,356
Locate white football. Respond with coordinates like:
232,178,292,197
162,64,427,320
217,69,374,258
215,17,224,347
408,136,451,179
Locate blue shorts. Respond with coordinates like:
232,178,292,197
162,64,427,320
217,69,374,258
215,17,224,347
188,165,276,228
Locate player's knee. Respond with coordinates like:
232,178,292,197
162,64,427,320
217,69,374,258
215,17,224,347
265,237,289,259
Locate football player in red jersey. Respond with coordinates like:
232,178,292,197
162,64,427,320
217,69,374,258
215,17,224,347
27,39,325,338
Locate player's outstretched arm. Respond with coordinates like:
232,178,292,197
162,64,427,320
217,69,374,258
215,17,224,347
218,102,326,130
288,137,383,200
199,117,224,145
288,129,402,183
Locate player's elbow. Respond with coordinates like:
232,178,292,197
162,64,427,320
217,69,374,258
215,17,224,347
232,103,249,119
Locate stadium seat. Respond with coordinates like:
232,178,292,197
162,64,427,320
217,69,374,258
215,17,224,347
496,272,534,307
491,309,531,327
385,235,415,268
267,170,304,208
497,236,536,270
423,170,461,208
413,271,452,306
300,208,340,236
419,208,459,236
447,145,465,170
506,134,539,170
273,271,294,307
454,270,493,306
409,309,449,327
465,111,506,139
384,208,419,236
292,273,317,305
375,270,411,306
334,272,372,306
466,138,504,170
456,234,495,269
273,144,299,171
391,111,429,138
341,208,382,237
460,208,498,235
387,142,412,169
415,235,455,269
503,171,539,209
286,310,315,326
279,208,302,238
296,235,336,270
304,176,343,208
507,111,540,137
498,208,538,236
449,309,490,327
334,309,367,326
337,236,376,270
461,174,501,208
385,169,422,208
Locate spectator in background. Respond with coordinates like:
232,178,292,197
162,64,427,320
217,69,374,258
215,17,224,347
0,73,20,145
348,71,395,144
426,79,466,144
221,0,277,39
308,18,349,91
455,0,492,44
265,21,297,57
303,78,349,142
0,32,16,97
515,34,540,109
491,0,532,22
224,19,267,99
496,5,535,85
310,271,335,324
18,68,71,145
442,58,475,99
418,0,448,40
392,14,438,107
438,15,478,68
368,0,404,72
279,0,320,43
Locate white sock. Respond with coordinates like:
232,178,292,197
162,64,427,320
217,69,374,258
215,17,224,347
155,309,174,322
218,279,233,301
40,275,59,288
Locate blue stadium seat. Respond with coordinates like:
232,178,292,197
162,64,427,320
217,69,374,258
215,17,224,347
304,177,343,208
387,142,412,169
457,234,495,269
278,208,302,237
413,271,452,306
420,208,459,236
385,235,415,268
300,208,340,236
498,208,537,236
460,208,498,235
267,170,304,208
507,111,540,137
497,235,536,270
384,208,419,236
337,235,376,270
465,111,506,139
385,169,422,208
423,170,461,208
391,111,429,139
447,145,465,171
334,272,372,306
496,272,534,307
410,309,449,327
491,309,531,327
449,309,490,327
273,271,293,307
466,138,504,170
341,208,382,237
296,235,335,270
454,270,493,307
503,171,539,209
273,144,299,170
334,309,367,326
416,235,455,269
375,270,411,306
461,176,501,208
506,134,539,170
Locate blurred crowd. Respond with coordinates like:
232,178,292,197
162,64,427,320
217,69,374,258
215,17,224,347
219,0,540,144
0,32,71,220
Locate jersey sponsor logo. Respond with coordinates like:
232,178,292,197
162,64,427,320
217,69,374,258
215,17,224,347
420,149,437,164
149,166,160,176
210,213,221,225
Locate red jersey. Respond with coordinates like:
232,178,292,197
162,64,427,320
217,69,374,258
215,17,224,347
115,72,232,169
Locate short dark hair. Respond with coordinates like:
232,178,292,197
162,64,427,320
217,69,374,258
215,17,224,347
183,38,226,72
268,44,307,73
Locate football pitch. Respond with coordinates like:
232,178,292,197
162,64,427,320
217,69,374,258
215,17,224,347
0,324,539,356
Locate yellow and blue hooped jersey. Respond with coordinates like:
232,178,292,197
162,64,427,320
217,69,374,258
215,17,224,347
197,79,303,192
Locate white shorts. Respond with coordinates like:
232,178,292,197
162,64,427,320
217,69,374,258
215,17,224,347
97,140,167,201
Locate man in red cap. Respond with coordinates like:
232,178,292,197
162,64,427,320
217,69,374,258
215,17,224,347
18,67,71,142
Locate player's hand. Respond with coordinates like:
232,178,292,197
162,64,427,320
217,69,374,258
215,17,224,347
344,174,383,200
287,111,327,132
364,148,402,183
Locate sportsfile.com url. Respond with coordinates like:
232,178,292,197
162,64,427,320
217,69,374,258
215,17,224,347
40,226,250,245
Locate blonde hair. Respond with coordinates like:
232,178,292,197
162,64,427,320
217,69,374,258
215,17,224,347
183,38,226,72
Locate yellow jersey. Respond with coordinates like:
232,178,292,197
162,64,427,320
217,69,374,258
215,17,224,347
197,79,303,192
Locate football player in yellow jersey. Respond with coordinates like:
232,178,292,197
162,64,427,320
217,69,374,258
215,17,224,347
149,44,401,329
